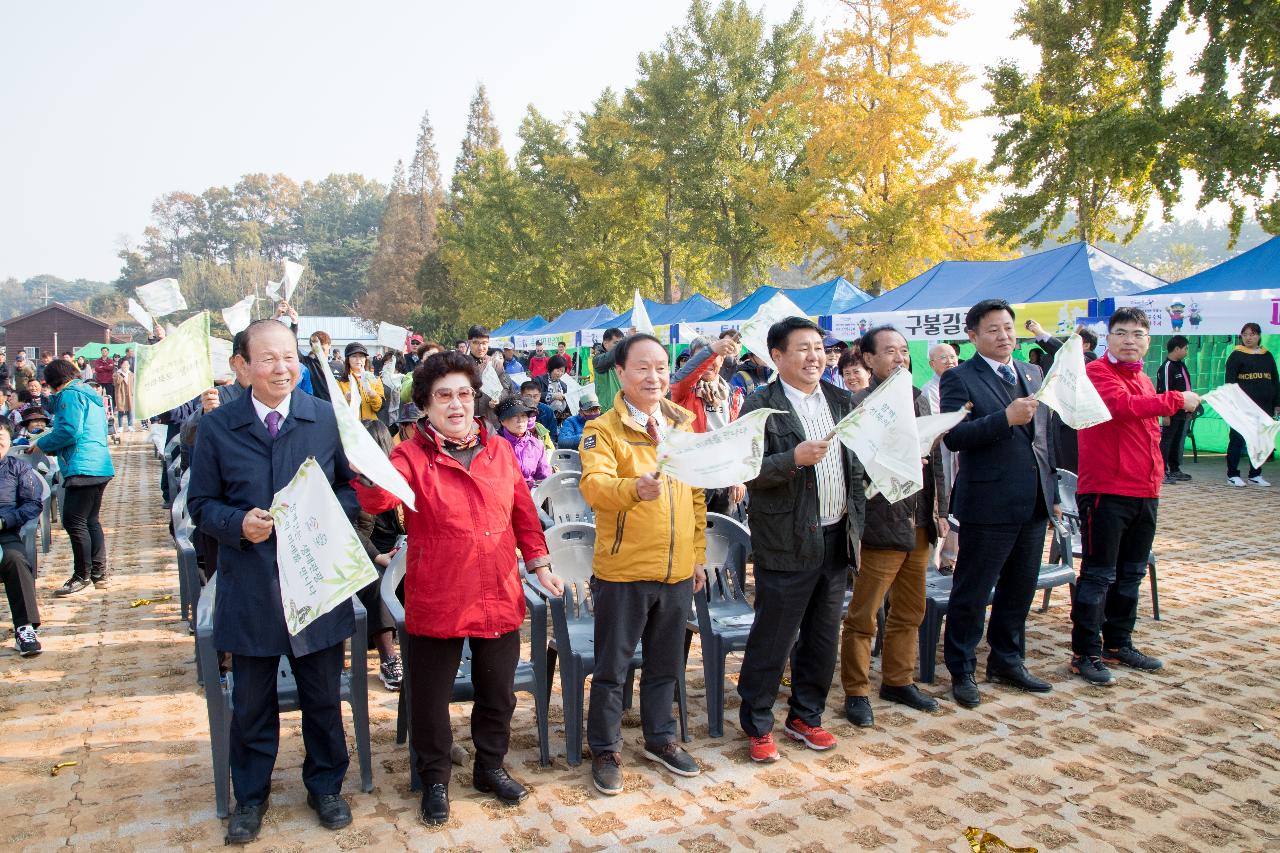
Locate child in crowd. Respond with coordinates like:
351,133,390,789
496,396,551,490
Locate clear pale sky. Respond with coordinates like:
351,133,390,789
0,1,1094,282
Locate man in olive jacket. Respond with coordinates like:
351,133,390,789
737,318,866,763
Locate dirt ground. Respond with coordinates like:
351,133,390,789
1,432,1277,852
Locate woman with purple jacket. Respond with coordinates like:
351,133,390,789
495,396,551,490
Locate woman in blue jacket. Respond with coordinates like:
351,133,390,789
35,359,115,596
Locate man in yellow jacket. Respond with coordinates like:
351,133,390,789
579,333,707,796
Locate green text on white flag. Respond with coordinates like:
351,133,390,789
1204,383,1280,469
320,360,417,510
1034,334,1112,429
271,458,379,636
656,408,786,489
832,369,922,502
133,312,213,421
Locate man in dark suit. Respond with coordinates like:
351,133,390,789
188,319,357,845
940,299,1059,709
737,317,866,762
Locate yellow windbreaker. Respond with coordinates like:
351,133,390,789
579,393,707,583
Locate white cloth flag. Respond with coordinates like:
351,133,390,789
657,408,786,489
265,280,282,300
1034,334,1112,429
280,260,303,301
221,294,255,335
561,372,593,415
738,292,806,373
126,298,154,331
915,409,968,457
831,369,922,502
271,458,379,636
509,371,530,387
319,361,417,510
480,362,504,400
1204,383,1280,469
208,337,234,381
136,277,188,317
378,321,408,351
133,312,213,421
632,290,655,336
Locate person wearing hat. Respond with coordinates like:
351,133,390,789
822,337,849,390
16,405,50,445
13,351,36,386
397,402,422,443
336,342,384,421
501,345,525,376
556,389,601,449
496,396,551,490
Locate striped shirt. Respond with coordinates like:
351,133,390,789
780,380,845,526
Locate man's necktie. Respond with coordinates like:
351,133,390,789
998,364,1017,386
645,415,661,444
266,411,282,437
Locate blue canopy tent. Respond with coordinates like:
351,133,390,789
690,277,874,327
514,305,618,346
490,315,546,337
605,293,725,328
848,242,1164,313
1142,236,1280,294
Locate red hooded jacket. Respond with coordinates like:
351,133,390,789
352,420,549,638
1077,355,1184,499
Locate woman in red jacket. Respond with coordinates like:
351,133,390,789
352,351,564,826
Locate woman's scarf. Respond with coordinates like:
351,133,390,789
695,370,729,408
422,418,480,451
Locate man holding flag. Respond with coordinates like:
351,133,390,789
940,299,1058,709
736,317,866,762
1070,307,1199,685
840,327,947,727
188,319,358,844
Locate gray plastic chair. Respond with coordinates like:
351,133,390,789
1052,468,1159,619
551,448,582,473
20,516,38,576
150,423,167,457
533,522,688,766
195,578,373,819
916,521,1074,684
37,477,52,554
531,471,594,528
170,486,201,628
689,513,753,737
380,544,552,791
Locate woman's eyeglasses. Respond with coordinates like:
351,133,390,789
431,387,476,404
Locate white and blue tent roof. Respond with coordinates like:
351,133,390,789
697,277,873,323
849,242,1163,312
1141,236,1280,294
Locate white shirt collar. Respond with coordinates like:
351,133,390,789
251,390,291,426
779,378,823,414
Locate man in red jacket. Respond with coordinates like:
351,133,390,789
1070,308,1200,685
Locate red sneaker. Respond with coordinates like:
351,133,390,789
783,718,836,750
748,733,780,763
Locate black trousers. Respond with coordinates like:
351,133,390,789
944,515,1047,676
737,524,847,737
62,482,108,581
1159,412,1189,474
588,577,691,754
1226,429,1264,479
1070,494,1157,657
402,629,519,785
0,542,38,628
229,642,348,806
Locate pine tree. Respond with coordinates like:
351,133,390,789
451,84,503,197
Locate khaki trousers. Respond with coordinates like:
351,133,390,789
840,528,930,696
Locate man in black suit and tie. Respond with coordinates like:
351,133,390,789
940,299,1059,708
188,319,358,844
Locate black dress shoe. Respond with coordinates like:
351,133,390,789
224,800,268,845
880,683,939,713
307,792,352,830
844,696,874,727
421,783,449,825
987,663,1052,693
473,766,529,804
951,673,981,708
